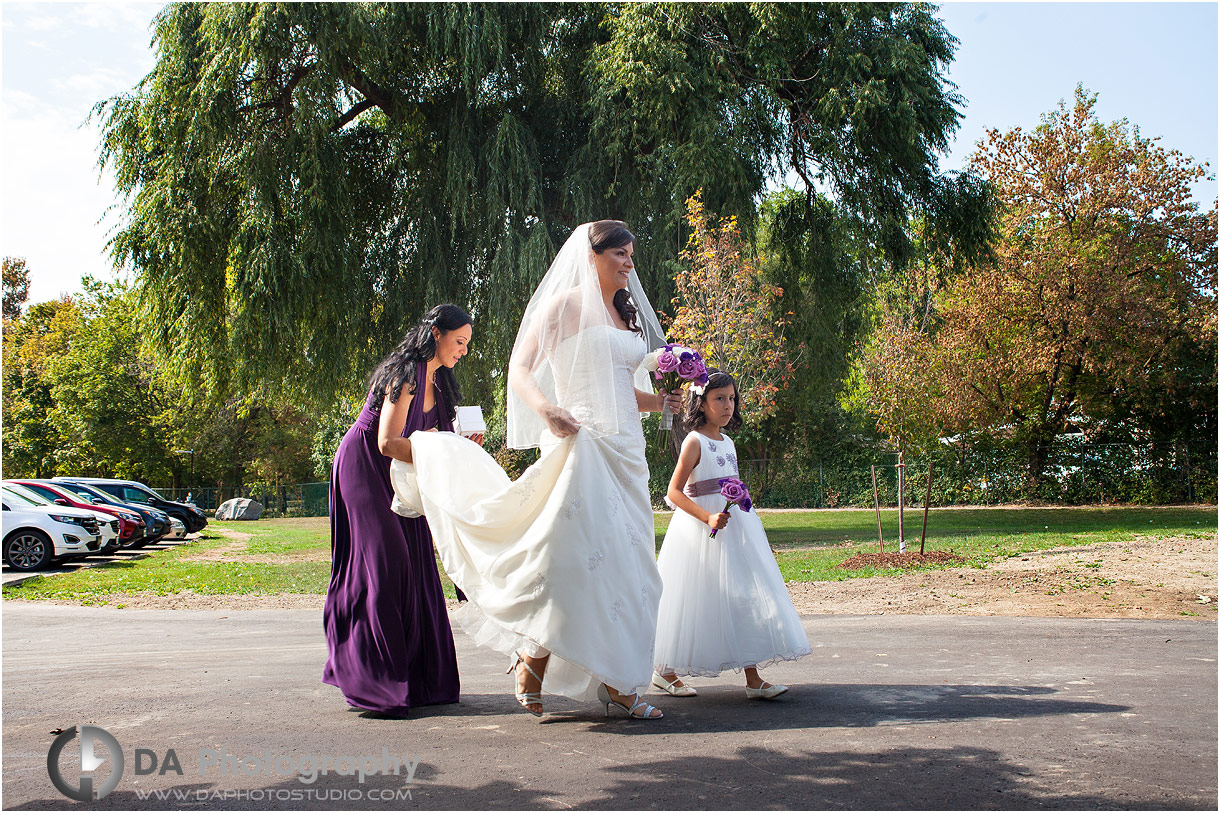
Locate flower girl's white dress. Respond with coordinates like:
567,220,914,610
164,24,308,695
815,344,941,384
389,327,662,701
654,431,812,677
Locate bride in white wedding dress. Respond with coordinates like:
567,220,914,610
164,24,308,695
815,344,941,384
389,220,681,719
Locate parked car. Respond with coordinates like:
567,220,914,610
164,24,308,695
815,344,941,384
51,480,170,546
57,477,208,534
2,483,121,554
6,479,145,549
164,516,187,541
2,489,103,570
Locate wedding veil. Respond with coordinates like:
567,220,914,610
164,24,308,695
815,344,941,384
507,223,667,450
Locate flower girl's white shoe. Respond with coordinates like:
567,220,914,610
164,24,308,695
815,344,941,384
652,672,698,697
745,682,788,700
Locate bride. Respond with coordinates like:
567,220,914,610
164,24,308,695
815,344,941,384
390,220,680,719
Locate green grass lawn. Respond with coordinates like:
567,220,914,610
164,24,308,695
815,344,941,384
4,506,1213,604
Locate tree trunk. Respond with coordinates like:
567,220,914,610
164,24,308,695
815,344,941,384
1026,436,1048,496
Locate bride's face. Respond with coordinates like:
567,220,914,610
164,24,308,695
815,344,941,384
592,242,635,292
432,323,472,368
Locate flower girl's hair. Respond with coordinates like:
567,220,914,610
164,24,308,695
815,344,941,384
367,303,471,423
682,369,743,432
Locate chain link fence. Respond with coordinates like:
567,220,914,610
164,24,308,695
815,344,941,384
159,439,1214,518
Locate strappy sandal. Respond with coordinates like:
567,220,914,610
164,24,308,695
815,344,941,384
507,653,547,717
597,684,663,719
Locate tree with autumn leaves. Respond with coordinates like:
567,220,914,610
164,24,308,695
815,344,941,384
664,191,799,440
864,87,1217,491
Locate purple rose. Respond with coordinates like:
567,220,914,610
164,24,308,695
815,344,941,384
656,350,679,373
676,357,701,379
679,351,693,362
718,478,748,504
739,497,753,513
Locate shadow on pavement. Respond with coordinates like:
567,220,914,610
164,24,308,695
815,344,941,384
11,741,1201,811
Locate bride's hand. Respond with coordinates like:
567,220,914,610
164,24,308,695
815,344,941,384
660,390,683,414
542,405,581,438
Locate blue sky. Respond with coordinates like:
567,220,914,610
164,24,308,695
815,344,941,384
2,1,1217,305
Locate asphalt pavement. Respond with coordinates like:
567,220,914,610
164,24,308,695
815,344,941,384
1,604,1215,810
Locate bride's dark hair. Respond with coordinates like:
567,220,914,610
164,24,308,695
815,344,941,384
367,304,472,423
589,219,643,337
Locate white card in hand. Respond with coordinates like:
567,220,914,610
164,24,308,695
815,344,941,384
454,405,486,437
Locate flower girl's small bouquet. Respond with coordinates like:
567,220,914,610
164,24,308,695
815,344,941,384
709,477,752,538
643,344,710,430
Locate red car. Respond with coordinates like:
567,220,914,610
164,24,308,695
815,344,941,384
7,480,146,548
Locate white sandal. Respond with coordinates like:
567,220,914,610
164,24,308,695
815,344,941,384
507,653,547,717
597,684,663,719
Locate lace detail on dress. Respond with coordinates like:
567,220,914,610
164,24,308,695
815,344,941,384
715,455,725,467
707,440,717,452
560,498,583,521
587,550,605,571
726,453,737,469
610,598,624,623
527,575,546,599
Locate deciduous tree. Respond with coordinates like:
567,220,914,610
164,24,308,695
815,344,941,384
3,257,30,321
871,87,1217,489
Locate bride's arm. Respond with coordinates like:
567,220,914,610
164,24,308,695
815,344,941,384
377,390,418,463
508,327,581,438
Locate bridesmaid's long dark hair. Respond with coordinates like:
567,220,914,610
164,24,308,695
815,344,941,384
367,304,472,423
589,219,643,336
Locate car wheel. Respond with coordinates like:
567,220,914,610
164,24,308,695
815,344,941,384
5,530,54,571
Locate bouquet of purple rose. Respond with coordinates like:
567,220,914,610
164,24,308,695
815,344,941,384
709,477,752,538
642,344,710,430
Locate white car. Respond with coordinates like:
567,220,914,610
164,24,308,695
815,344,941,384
164,516,187,541
3,482,121,553
2,491,104,571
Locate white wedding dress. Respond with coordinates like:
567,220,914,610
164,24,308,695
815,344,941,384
390,326,662,701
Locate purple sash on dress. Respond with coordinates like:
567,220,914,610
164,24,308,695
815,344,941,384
683,479,725,498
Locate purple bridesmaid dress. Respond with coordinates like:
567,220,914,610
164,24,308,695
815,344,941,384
323,363,460,714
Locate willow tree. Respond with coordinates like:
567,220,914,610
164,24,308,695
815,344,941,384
96,2,987,408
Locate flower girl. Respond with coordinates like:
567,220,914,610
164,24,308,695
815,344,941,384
652,370,811,699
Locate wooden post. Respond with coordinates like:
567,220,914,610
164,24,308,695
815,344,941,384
871,465,884,553
920,461,933,555
897,454,906,553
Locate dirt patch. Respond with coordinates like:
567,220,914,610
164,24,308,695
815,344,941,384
839,550,965,570
789,533,1217,619
180,527,329,564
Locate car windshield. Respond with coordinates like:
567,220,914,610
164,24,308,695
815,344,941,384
142,485,169,501
2,486,46,507
60,482,113,504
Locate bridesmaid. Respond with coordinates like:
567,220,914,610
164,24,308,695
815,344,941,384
323,304,479,715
